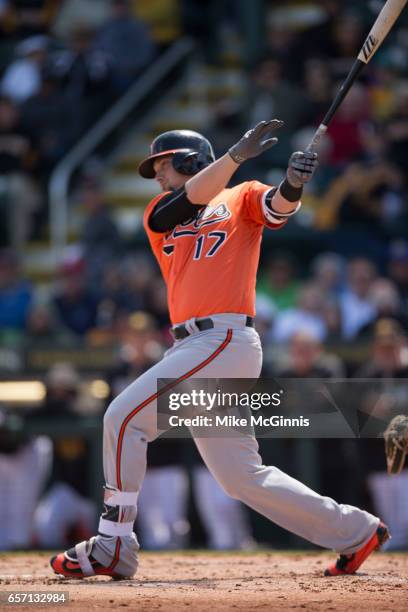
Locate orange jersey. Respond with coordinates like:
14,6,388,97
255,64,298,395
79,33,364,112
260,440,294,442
143,180,293,324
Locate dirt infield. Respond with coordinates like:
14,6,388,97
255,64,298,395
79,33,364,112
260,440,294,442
0,550,407,611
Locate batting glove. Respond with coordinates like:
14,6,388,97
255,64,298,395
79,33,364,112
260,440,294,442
228,119,284,164
286,151,319,188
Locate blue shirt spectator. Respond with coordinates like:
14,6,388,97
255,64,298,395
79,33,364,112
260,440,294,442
0,249,32,329
52,257,99,337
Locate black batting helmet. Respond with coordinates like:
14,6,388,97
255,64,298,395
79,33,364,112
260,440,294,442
138,129,215,178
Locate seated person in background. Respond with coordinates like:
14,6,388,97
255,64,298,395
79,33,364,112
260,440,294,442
94,0,156,90
31,362,95,548
52,256,99,338
0,96,40,250
0,406,52,550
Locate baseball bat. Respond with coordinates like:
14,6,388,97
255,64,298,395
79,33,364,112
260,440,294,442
307,0,408,151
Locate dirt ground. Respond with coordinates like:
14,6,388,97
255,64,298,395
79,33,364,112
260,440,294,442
0,550,407,611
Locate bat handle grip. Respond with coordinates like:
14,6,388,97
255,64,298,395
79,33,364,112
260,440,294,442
306,123,328,152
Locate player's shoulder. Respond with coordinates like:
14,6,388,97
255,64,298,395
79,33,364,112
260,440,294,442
244,179,273,193
218,180,270,201
232,180,273,207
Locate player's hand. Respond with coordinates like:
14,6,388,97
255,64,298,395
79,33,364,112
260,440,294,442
228,119,284,164
286,151,319,188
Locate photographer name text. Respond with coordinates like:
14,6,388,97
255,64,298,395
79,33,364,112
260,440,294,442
167,415,310,428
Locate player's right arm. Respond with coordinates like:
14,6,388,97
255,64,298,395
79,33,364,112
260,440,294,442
242,151,319,228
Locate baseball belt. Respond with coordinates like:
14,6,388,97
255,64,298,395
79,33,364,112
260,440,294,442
172,316,254,340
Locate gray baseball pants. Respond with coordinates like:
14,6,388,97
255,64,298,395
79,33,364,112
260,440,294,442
94,314,379,575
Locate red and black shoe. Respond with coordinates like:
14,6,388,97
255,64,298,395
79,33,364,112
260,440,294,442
50,537,127,580
324,522,390,576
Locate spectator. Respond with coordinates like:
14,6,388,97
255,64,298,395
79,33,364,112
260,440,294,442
52,256,99,338
144,275,171,333
46,24,114,140
52,0,111,41
317,139,404,231
358,279,408,338
276,330,344,379
255,294,276,342
311,252,345,299
25,301,55,341
0,249,32,335
271,283,327,343
325,83,371,168
324,11,365,77
339,258,378,339
107,311,165,400
292,0,344,69
356,319,408,379
248,56,311,167
0,95,40,250
80,178,121,289
302,58,334,125
94,0,156,91
122,254,162,318
323,298,344,343
263,10,299,78
257,252,300,312
24,300,76,348
388,239,408,311
0,406,52,550
95,263,132,330
1,35,48,103
31,362,95,548
21,69,75,171
386,82,408,178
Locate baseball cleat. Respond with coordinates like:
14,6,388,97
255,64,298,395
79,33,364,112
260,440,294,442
324,522,390,576
50,537,129,580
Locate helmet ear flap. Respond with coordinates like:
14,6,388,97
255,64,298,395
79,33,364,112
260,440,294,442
172,151,200,175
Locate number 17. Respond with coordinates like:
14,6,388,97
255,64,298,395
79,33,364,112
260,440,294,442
193,231,227,260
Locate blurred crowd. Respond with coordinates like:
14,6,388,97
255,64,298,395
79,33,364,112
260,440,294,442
0,0,408,552
0,0,161,249
2,234,408,360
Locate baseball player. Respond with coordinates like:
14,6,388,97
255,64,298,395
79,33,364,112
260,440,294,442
51,120,389,579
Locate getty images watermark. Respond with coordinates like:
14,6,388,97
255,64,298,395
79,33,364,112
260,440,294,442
166,388,310,429
156,379,317,436
156,378,408,438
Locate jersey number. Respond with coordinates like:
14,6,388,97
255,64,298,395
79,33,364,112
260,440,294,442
193,231,227,260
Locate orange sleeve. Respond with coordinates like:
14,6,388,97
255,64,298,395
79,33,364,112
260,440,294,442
241,180,288,230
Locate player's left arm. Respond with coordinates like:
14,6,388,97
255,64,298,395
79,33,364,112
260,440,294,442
264,150,319,223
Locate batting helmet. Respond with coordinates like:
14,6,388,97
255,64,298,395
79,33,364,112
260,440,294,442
138,130,215,179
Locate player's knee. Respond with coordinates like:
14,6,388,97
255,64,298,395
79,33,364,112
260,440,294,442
103,398,121,431
218,466,264,501
216,474,243,500
104,396,156,440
